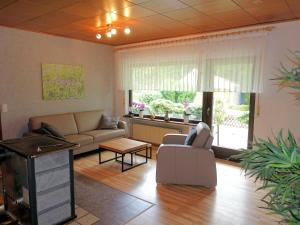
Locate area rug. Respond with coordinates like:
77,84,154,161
74,172,154,225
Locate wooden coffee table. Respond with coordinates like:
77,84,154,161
98,138,152,172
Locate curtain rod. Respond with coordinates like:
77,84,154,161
115,26,274,51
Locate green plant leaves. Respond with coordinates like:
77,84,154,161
233,130,300,224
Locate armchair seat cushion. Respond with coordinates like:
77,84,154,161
65,134,93,146
82,129,125,143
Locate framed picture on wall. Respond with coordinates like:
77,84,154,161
41,63,85,100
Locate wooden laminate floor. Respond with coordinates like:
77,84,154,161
74,149,282,225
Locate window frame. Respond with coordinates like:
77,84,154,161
128,90,256,159
128,90,203,124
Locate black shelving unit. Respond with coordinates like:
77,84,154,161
0,135,77,225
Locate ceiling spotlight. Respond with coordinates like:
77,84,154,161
111,12,117,21
96,33,102,39
124,27,131,35
106,31,112,38
111,28,117,35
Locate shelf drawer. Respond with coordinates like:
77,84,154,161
35,150,69,173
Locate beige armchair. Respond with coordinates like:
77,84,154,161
156,122,217,187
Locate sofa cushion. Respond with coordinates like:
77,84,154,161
98,115,119,129
65,134,93,146
74,110,103,133
82,129,125,143
29,113,78,136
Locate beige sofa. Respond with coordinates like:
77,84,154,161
28,110,126,155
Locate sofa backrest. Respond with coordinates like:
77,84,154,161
29,113,78,136
192,122,213,149
74,110,103,133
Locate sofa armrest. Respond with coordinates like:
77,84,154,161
117,120,126,129
162,134,187,144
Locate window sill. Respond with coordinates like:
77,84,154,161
124,116,198,126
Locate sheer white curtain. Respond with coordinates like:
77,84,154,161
115,31,268,93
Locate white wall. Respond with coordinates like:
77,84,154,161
254,20,300,140
0,27,115,139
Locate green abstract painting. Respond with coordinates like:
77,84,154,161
42,64,85,100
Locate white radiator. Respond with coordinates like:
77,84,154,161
132,124,181,144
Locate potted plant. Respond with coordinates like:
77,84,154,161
234,51,300,225
272,51,300,101
150,99,173,121
233,131,300,224
138,103,145,118
183,102,191,124
132,102,145,118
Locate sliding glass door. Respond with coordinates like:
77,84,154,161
202,92,255,158
212,92,251,150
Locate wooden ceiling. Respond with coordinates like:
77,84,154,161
0,0,299,46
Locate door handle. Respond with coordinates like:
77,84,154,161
206,107,211,116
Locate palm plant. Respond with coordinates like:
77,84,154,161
272,51,300,101
233,131,300,224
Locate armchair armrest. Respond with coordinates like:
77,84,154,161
162,134,187,144
157,144,214,156
117,120,126,129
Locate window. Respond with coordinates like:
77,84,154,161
212,92,251,150
131,90,203,121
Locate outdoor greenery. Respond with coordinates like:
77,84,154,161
238,112,250,125
133,91,202,119
160,91,196,103
233,131,300,224
139,93,161,105
230,104,249,111
213,100,226,145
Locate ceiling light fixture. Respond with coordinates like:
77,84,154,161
106,31,112,38
96,33,102,39
111,12,117,21
95,13,131,40
111,28,117,35
124,27,131,35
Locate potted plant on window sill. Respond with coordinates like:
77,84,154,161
183,104,192,124
138,103,145,118
132,102,145,118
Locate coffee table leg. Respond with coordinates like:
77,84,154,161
146,146,148,163
130,153,133,166
115,152,117,161
122,154,124,172
98,148,101,164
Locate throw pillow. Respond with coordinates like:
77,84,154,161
41,122,65,139
32,127,52,135
98,115,119,129
184,127,197,145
